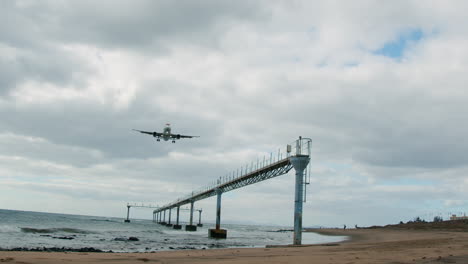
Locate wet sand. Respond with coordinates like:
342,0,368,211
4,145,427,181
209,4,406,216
1,229,468,263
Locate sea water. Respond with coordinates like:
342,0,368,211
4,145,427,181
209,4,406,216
0,209,347,252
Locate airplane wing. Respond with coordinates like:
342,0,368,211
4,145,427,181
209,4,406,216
170,134,200,139
132,129,163,137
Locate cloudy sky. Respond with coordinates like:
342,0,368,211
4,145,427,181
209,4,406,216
1,0,468,228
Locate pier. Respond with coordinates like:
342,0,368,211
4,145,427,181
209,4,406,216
124,203,160,223
153,207,202,230
153,137,311,244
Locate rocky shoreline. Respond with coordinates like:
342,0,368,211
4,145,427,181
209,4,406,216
0,247,107,253
0,244,221,253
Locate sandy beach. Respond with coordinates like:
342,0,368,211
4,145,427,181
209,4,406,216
2,228,468,264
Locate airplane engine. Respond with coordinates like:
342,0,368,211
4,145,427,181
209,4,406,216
176,134,181,139
153,132,157,137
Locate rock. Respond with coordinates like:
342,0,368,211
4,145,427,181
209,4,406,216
272,229,293,233
2,247,103,253
53,236,75,240
114,237,139,241
78,247,103,253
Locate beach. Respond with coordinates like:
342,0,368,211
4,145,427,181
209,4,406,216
2,228,468,263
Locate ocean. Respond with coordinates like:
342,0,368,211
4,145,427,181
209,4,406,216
0,209,347,252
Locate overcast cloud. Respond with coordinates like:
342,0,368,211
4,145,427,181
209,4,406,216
1,0,468,227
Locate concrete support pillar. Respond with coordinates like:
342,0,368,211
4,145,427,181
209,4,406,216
216,191,222,230
209,190,227,238
185,201,197,231
290,155,310,245
190,201,194,225
176,206,180,225
173,206,182,229
167,208,173,226
197,209,203,227
124,205,131,223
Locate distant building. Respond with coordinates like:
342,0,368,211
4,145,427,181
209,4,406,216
450,214,468,220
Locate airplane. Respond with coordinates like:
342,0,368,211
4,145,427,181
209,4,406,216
132,123,199,143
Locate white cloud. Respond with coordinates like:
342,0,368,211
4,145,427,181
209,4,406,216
0,0,468,227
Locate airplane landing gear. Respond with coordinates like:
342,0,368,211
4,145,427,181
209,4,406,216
172,140,175,143
157,139,160,141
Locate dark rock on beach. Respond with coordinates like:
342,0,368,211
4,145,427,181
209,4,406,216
53,236,75,240
0,247,105,252
268,229,293,233
114,237,139,242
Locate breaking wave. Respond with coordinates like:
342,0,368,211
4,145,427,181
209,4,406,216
20,227,94,234
0,225,19,233
89,219,120,223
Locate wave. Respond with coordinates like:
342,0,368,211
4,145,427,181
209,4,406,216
20,227,94,234
144,229,164,234
266,229,293,233
0,225,20,233
90,219,120,223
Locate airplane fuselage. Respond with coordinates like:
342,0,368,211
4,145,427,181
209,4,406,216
162,126,171,141
156,125,179,142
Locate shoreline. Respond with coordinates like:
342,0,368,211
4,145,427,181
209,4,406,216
0,229,348,253
2,229,468,263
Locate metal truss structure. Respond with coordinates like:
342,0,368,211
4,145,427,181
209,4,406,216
127,203,160,209
155,158,294,212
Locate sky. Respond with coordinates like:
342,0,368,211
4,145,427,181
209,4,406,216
1,0,468,228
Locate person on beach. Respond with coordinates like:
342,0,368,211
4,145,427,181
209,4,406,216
343,224,346,230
